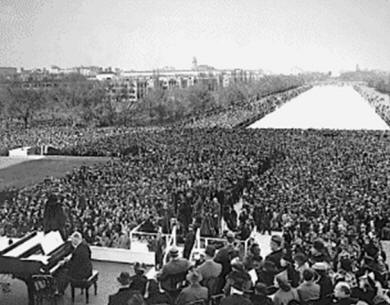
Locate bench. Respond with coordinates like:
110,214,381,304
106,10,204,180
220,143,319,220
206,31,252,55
70,269,99,304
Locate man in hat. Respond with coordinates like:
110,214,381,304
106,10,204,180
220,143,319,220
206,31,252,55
176,270,208,305
215,232,239,284
157,246,191,297
220,274,253,305
183,225,196,259
250,282,273,305
108,272,137,305
129,262,148,295
265,235,284,273
312,262,333,305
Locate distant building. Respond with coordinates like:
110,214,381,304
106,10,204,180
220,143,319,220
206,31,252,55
93,58,264,103
0,67,17,80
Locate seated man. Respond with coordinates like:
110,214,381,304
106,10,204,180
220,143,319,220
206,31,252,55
108,272,138,305
56,231,93,295
176,270,208,305
157,246,191,299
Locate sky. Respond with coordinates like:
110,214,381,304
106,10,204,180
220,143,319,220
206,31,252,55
1,0,390,73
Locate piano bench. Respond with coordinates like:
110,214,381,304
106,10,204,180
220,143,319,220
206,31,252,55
70,269,99,304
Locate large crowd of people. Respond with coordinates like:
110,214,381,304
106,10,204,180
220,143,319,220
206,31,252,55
183,86,312,129
1,83,390,304
354,85,390,126
104,229,390,305
1,128,390,247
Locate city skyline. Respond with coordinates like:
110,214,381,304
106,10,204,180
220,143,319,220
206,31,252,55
1,0,390,74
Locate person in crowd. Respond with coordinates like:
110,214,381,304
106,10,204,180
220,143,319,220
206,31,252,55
175,270,208,305
256,259,278,288
220,276,253,305
293,252,310,282
197,245,222,281
130,262,148,295
183,225,196,260
224,259,252,295
56,231,93,295
250,282,274,305
144,279,171,305
244,243,263,271
108,272,137,305
333,282,358,305
312,262,333,305
158,246,191,298
273,275,300,305
266,235,284,273
214,232,239,287
297,268,320,303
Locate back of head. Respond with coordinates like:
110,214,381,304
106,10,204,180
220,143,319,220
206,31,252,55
186,270,203,285
169,246,179,260
226,231,235,244
276,275,291,292
302,268,315,282
205,245,216,258
255,282,267,295
127,292,146,305
293,252,307,265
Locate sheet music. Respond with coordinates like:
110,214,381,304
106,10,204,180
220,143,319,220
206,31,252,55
41,231,64,254
248,269,258,285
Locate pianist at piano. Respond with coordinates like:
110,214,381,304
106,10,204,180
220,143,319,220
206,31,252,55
55,231,93,295
0,229,92,305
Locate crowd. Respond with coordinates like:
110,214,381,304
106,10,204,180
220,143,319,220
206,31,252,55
0,128,286,243
354,85,390,126
183,86,312,129
106,230,390,305
1,83,390,304
1,127,390,247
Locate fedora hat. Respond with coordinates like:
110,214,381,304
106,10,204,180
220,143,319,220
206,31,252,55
117,272,131,286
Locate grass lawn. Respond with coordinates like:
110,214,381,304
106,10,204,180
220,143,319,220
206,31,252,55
0,156,112,191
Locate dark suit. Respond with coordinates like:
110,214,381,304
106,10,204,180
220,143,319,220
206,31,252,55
221,294,253,305
129,274,148,295
197,260,222,280
176,284,208,305
108,287,137,305
158,258,191,294
265,249,284,272
158,258,191,281
68,241,93,280
56,241,93,293
214,244,238,278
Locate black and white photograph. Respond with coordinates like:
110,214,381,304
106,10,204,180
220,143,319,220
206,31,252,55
1,0,390,304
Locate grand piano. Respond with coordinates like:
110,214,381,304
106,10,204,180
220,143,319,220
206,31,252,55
0,231,72,305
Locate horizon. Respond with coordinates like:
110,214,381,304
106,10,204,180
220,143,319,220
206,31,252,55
1,0,390,74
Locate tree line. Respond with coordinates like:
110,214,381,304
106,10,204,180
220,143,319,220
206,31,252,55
0,73,327,129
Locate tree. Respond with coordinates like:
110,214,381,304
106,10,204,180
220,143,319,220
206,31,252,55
49,81,110,126
4,85,44,128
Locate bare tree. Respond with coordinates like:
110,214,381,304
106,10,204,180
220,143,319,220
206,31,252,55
4,85,44,128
